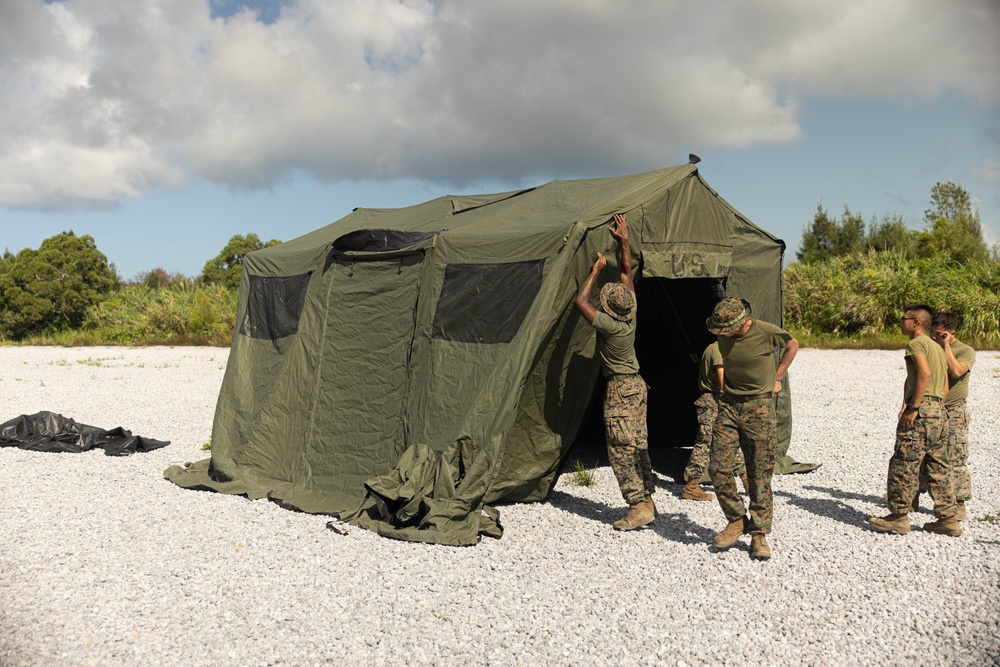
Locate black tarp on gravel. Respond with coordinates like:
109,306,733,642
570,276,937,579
0,411,169,456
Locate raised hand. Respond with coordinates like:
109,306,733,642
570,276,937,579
610,213,628,242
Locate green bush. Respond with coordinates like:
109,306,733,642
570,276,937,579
81,283,238,346
201,234,281,290
135,268,190,290
0,232,120,340
784,251,1000,348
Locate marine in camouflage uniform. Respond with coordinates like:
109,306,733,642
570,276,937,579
575,213,655,530
946,402,972,503
604,374,654,504
917,312,976,517
683,341,746,501
687,391,720,480
705,297,798,560
870,305,960,537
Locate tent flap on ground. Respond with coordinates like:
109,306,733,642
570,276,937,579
165,162,817,546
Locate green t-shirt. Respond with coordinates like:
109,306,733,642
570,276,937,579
944,339,976,405
717,320,792,395
698,341,723,393
904,334,948,401
592,307,639,377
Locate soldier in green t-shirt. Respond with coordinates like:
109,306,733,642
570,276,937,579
575,213,656,531
870,305,961,537
705,297,798,561
914,311,976,520
681,341,748,501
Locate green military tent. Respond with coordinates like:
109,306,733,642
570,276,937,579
165,161,816,545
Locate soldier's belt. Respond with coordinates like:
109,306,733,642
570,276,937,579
921,396,942,402
607,372,640,381
723,392,773,403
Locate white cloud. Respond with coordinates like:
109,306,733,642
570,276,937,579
972,156,1000,244
0,0,997,208
731,0,1000,105
973,157,1000,187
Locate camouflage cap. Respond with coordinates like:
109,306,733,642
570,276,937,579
706,297,751,335
599,282,635,322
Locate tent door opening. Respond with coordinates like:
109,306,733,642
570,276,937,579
570,276,724,477
635,276,724,453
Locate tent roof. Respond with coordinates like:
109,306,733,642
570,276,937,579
277,163,764,245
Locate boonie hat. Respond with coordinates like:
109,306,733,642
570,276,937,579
599,282,635,322
706,297,751,335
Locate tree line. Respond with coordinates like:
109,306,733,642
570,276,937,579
0,233,278,344
1,182,996,347
796,182,992,265
785,181,999,348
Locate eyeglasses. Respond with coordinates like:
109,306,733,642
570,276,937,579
900,317,918,323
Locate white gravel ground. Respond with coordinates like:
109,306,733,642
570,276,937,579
1,346,998,667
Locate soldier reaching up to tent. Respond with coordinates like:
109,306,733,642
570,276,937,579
706,297,798,560
575,213,656,530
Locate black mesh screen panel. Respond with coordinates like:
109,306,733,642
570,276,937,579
332,229,437,253
431,260,544,343
239,273,311,341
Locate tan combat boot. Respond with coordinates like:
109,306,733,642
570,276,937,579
750,534,771,560
712,516,748,549
956,501,966,521
613,501,655,531
868,513,911,535
682,479,713,501
924,515,963,537
740,473,750,495
644,494,658,518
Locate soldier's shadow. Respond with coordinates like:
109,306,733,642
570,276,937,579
775,484,892,528
546,488,716,545
800,483,933,514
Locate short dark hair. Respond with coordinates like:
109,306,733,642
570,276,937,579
903,304,934,329
932,311,961,332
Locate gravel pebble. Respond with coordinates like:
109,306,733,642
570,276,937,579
1,346,998,667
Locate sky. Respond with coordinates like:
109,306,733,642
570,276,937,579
1,0,998,280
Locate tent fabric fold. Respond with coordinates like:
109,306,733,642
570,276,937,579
164,163,818,545
349,440,503,546
1,411,169,456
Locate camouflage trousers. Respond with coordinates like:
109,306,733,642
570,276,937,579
603,375,654,505
684,392,745,482
709,394,776,534
887,398,956,517
919,400,971,503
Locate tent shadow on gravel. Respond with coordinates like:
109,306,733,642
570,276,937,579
563,435,692,483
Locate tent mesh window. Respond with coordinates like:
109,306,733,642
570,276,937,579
332,229,437,253
239,273,311,341
432,260,544,343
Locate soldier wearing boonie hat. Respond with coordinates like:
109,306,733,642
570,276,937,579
599,282,634,322
706,297,751,335
681,340,749,502
705,296,798,560
575,213,656,531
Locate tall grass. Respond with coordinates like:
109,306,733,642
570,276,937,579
6,251,998,349
44,283,240,346
784,251,1000,349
